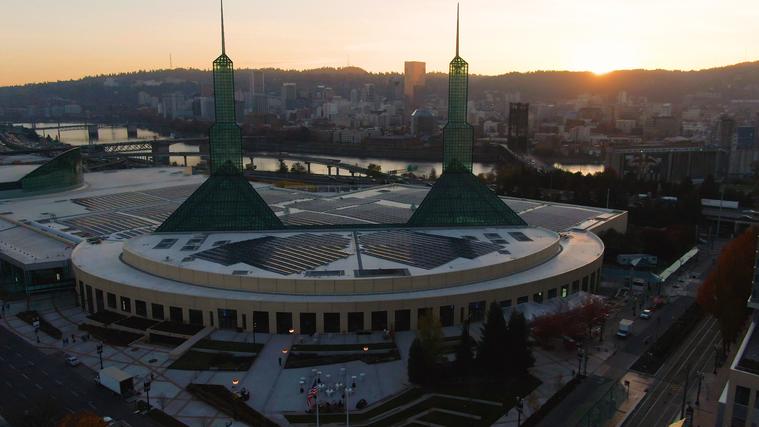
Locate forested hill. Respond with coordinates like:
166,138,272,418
2,61,759,109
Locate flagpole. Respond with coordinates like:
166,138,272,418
316,385,320,427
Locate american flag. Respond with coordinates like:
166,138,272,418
306,385,318,408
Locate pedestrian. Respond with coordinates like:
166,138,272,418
278,357,282,367
71,334,76,343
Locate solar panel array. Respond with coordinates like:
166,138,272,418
194,233,352,275
502,199,544,213
141,184,200,201
519,207,599,232
287,197,372,212
59,213,156,237
257,189,305,204
337,203,413,224
123,203,181,223
373,189,428,205
72,192,165,211
359,230,501,270
281,211,368,226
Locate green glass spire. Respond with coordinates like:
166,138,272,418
407,5,526,228
156,1,283,233
442,4,474,173
210,0,242,175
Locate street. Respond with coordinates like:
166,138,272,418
0,326,159,427
622,315,721,426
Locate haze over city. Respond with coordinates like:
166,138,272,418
2,0,759,86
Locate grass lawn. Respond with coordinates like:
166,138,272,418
17,310,62,339
430,374,542,410
169,350,255,371
115,316,159,331
368,396,503,427
194,339,263,353
417,409,481,426
86,310,127,325
290,342,396,352
285,348,400,369
186,383,277,427
78,323,142,346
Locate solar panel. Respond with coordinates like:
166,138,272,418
519,206,599,231
72,192,164,211
121,203,180,223
287,197,372,212
154,239,178,249
374,189,429,205
194,233,352,275
484,233,502,239
502,199,544,213
337,203,412,224
281,211,369,226
257,189,306,204
508,232,533,242
59,213,156,237
141,184,200,201
359,230,501,270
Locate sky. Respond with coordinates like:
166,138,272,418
2,0,759,87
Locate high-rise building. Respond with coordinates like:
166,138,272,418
508,103,530,153
404,61,426,111
281,83,297,110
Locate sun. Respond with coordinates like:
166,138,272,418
568,42,638,76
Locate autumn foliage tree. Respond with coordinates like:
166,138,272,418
57,411,107,427
697,226,758,353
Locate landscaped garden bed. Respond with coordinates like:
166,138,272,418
284,347,401,368
17,310,62,339
150,321,204,336
115,316,160,331
78,323,142,346
521,376,581,427
148,333,186,347
290,342,395,352
284,387,424,424
186,383,277,427
169,350,255,371
194,339,263,354
136,401,189,427
86,310,127,325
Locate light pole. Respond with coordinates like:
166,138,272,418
515,396,524,426
695,371,704,406
577,349,583,378
345,386,353,427
252,321,257,345
97,343,104,370
144,380,151,409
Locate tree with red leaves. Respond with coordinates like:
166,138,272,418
697,226,758,353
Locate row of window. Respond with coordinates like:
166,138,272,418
77,270,600,333
732,384,759,426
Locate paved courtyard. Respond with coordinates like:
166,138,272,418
1,293,620,426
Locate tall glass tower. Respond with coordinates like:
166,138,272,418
209,0,242,175
157,1,282,232
442,5,474,173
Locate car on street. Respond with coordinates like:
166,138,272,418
639,309,653,319
65,355,80,366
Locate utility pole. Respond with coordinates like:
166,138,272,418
681,362,692,419
715,185,725,240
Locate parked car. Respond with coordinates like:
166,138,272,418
639,309,653,319
65,355,80,366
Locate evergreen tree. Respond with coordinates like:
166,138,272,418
407,338,426,384
507,310,534,377
477,302,509,378
454,321,475,375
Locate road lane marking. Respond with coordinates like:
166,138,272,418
21,373,30,381
87,401,97,410
34,383,42,390
55,379,63,386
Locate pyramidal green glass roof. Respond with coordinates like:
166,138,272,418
156,162,283,233
407,169,526,227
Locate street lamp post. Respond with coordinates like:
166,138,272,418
345,386,353,427
696,371,704,406
515,396,524,426
252,321,257,345
144,380,151,409
97,343,104,370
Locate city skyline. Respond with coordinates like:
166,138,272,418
2,0,759,87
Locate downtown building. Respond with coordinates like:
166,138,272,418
0,7,625,335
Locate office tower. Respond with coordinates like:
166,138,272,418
404,61,426,111
281,83,297,110
508,103,530,153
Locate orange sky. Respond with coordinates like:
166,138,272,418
1,0,758,86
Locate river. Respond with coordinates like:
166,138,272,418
20,123,495,177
